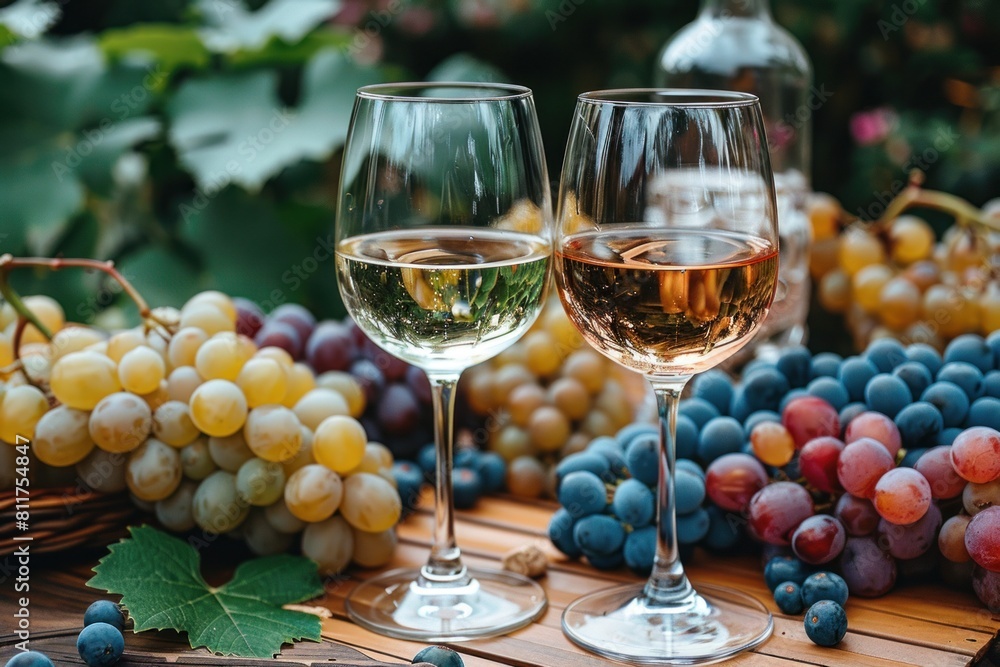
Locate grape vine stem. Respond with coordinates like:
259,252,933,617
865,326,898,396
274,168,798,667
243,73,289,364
868,171,999,232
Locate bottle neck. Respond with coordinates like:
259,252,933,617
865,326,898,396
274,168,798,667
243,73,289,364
700,0,771,19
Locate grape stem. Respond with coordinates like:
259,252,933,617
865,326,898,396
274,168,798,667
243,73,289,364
868,171,998,232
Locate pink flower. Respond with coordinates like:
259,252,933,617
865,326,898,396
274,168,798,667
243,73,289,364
850,107,898,146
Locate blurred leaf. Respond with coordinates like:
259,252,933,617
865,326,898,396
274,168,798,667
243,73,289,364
115,244,202,309
77,117,162,195
427,52,508,83
0,0,60,40
226,27,352,67
100,24,211,74
196,0,341,54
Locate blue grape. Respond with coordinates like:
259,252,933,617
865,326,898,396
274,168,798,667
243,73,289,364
615,422,658,449
801,571,849,607
586,437,628,478
894,401,944,447
548,508,582,558
678,398,720,429
983,370,1000,399
743,410,781,439
773,581,804,614
451,468,481,510
558,471,608,518
838,402,868,430
677,507,710,544
612,478,655,527
692,370,734,414
728,387,752,422
920,381,970,428
764,556,811,591
934,427,962,447
452,447,478,470
864,373,912,418
806,377,850,411
574,514,626,556
810,352,843,380
625,434,659,487
83,600,124,631
417,443,437,482
697,416,745,463
944,334,993,373
838,357,879,402
675,415,699,461
623,525,656,575
776,345,813,388
586,550,625,570
77,622,124,667
6,652,54,667
392,461,425,515
967,397,1000,430
704,504,742,551
892,361,933,400
778,388,810,413
556,452,612,485
864,337,906,372
899,447,927,467
905,343,943,376
742,357,774,377
412,645,464,667
741,367,791,413
987,330,1000,368
674,468,706,514
474,451,506,494
937,362,985,400
676,458,705,479
804,600,848,646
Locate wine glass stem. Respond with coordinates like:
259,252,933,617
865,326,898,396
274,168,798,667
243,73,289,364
422,372,468,583
644,376,696,606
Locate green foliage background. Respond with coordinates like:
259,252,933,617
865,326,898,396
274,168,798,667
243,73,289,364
0,0,996,324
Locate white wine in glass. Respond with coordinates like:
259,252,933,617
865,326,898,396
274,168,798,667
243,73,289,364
555,89,778,664
335,82,551,641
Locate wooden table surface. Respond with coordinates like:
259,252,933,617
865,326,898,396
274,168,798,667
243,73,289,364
2,491,999,667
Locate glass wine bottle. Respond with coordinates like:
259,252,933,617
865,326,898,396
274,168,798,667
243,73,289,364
655,0,814,357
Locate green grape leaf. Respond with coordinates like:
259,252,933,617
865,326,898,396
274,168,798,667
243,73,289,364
99,24,211,74
196,0,341,54
87,525,324,658
0,0,61,40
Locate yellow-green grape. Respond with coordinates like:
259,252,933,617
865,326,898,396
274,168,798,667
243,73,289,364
243,405,302,462
178,304,235,336
0,331,12,369
282,426,315,477
118,345,166,395
293,388,350,431
167,327,209,368
89,392,153,453
50,350,121,410
191,470,249,533
542,302,585,353
902,260,941,292
852,264,895,314
351,527,397,568
464,367,496,414
284,463,343,522
496,339,528,366
184,290,237,323
595,379,634,428
924,284,979,338
180,437,216,480
50,326,106,361
20,295,65,345
348,442,393,475
167,366,202,404
879,276,922,331
490,424,531,461
144,380,173,412
236,457,286,506
281,362,316,408
255,346,295,369
242,508,294,556
150,306,181,330
195,334,247,381
562,349,606,394
818,269,852,314
75,448,127,493
527,405,571,453
32,405,94,466
19,343,52,385
491,363,534,406
126,438,182,502
0,301,15,330
580,409,616,438
506,455,547,498
889,215,936,265
106,329,146,363
838,227,886,276
189,379,248,437
301,515,354,575
153,400,201,447
340,472,401,533
547,377,590,422
507,382,547,427
561,431,591,457
236,357,288,408
521,330,562,377
146,330,171,365
0,384,49,444
208,432,255,472
264,497,307,534
313,415,367,473
315,371,366,418
155,481,198,532
980,282,1000,335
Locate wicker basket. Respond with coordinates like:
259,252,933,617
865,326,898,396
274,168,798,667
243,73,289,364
0,488,138,557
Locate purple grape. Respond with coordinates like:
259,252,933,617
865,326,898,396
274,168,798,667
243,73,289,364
254,320,303,358
973,565,1000,612
361,336,410,381
306,321,358,373
875,502,941,560
747,481,814,546
792,515,846,565
834,494,880,536
377,383,421,436
406,364,432,405
270,303,316,343
839,536,896,597
233,297,265,337
351,358,386,404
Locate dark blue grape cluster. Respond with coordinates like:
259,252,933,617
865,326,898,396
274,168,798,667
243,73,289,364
392,445,507,513
412,645,464,667
9,600,126,667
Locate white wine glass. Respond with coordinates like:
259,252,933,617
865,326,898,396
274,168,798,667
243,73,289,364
555,89,777,663
335,82,550,641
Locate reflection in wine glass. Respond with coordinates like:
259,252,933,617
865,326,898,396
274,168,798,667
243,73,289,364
555,89,778,663
335,82,551,641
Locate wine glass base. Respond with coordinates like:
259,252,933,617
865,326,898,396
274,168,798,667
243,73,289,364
562,582,772,665
345,567,547,642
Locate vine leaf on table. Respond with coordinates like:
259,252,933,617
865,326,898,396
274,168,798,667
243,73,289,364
87,524,325,658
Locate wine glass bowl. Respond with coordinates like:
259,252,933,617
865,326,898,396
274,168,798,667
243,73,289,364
335,82,550,640
555,89,777,663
